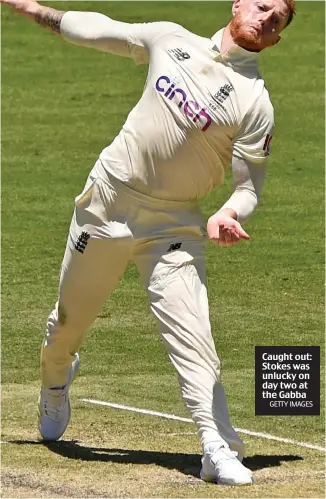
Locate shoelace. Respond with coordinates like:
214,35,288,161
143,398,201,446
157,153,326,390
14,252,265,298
40,356,78,422
210,446,239,465
42,390,68,421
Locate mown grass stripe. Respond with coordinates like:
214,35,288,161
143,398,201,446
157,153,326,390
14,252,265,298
81,398,326,453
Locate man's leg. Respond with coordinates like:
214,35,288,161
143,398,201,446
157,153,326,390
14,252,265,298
41,174,132,389
135,239,253,484
134,239,244,457
41,227,131,389
39,174,132,439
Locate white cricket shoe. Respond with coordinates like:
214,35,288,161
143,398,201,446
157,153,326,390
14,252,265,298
200,444,253,486
38,353,80,441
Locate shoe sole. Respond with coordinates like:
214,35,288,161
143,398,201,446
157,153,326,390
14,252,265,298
200,467,253,486
200,473,253,486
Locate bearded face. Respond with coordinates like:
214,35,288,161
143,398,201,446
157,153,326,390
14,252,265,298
229,0,289,52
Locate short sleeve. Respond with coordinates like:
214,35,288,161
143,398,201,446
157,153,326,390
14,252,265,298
233,91,274,164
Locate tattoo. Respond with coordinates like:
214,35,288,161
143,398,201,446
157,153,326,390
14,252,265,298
35,8,64,34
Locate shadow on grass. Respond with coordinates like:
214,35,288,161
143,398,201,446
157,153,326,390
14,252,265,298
7,440,303,478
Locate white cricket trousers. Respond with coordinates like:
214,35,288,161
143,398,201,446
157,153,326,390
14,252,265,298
41,159,244,455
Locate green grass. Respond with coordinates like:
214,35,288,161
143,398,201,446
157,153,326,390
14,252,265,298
1,2,325,497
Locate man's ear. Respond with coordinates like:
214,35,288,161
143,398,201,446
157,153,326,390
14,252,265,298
273,35,281,45
232,0,241,17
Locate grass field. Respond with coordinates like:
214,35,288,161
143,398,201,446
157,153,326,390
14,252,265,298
1,2,325,498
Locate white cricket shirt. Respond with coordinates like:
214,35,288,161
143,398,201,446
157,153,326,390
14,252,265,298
61,14,274,203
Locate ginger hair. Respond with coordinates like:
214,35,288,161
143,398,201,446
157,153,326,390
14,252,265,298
283,0,296,27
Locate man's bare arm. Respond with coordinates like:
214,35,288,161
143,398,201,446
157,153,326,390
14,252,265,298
0,0,64,32
35,6,64,33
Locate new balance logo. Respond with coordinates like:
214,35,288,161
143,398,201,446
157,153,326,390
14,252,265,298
168,48,191,61
167,242,182,253
75,231,90,254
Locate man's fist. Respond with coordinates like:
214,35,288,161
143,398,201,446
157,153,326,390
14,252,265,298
207,210,250,247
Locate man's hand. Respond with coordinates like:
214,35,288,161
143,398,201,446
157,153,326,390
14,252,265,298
0,0,40,20
207,209,250,247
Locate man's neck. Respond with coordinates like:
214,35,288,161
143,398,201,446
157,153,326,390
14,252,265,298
220,24,238,54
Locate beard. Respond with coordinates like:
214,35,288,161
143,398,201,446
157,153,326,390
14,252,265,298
229,13,262,51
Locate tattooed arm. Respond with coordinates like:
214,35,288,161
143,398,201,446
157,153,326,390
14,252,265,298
1,0,181,61
0,0,64,33
34,6,64,33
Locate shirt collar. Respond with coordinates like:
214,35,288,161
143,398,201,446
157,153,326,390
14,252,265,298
211,28,260,69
